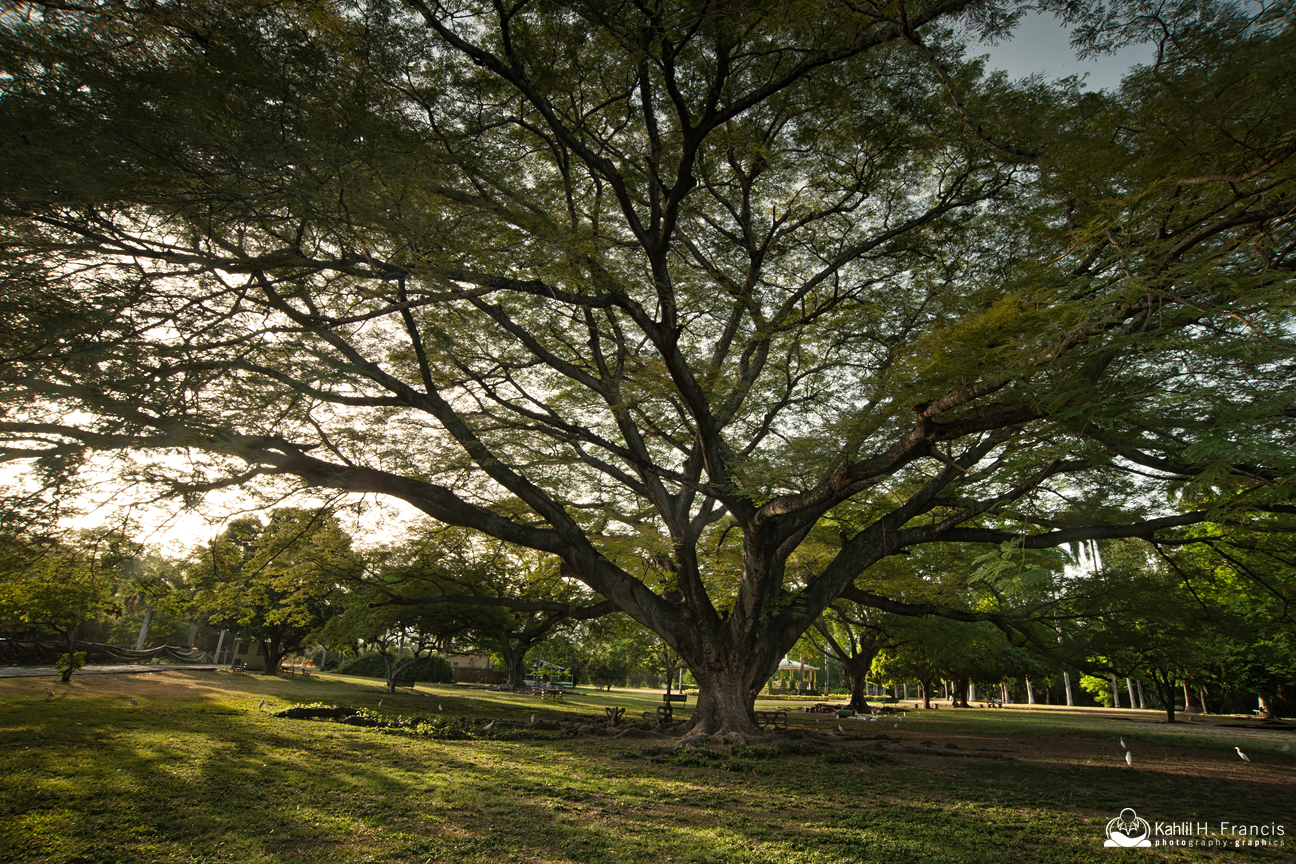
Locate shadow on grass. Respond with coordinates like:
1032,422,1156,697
2,674,1294,864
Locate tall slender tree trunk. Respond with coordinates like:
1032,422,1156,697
1152,669,1177,723
59,629,77,683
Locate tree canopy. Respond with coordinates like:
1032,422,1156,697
2,0,1293,736
185,508,360,673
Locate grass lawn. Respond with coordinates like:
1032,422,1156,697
2,670,1293,863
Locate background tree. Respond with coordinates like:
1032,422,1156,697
361,525,614,689
2,0,1292,737
812,601,902,711
187,508,359,674
320,585,454,692
0,527,140,681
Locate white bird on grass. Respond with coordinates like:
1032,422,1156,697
1236,747,1250,762
483,720,495,731
377,700,382,708
1281,744,1290,752
1120,737,1127,749
45,689,55,698
258,699,265,709
530,714,536,725
838,724,844,732
1126,752,1133,767
438,704,443,711
130,697,139,706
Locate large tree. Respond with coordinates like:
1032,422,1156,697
1,0,1293,736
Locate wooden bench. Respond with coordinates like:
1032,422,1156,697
541,689,565,702
231,661,248,674
390,671,417,692
755,710,788,730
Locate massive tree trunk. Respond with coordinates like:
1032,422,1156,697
671,635,773,738
843,652,880,713
498,640,528,690
952,676,971,708
260,644,283,675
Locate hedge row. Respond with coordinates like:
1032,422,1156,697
335,652,455,683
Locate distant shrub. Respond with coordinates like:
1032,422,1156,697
336,651,454,683
405,654,454,683
336,652,388,678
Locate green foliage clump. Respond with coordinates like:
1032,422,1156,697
336,652,454,683
1079,674,1113,707
54,651,86,676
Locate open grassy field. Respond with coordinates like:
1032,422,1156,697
2,669,1293,863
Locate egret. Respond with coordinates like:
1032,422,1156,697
838,724,844,732
377,699,382,708
438,704,443,711
530,714,536,725
1236,747,1250,762
130,697,139,706
1126,752,1133,767
258,699,265,709
483,720,495,731
1120,737,1126,749
44,689,55,698
1281,744,1290,752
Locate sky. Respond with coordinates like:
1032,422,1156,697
973,11,1155,90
